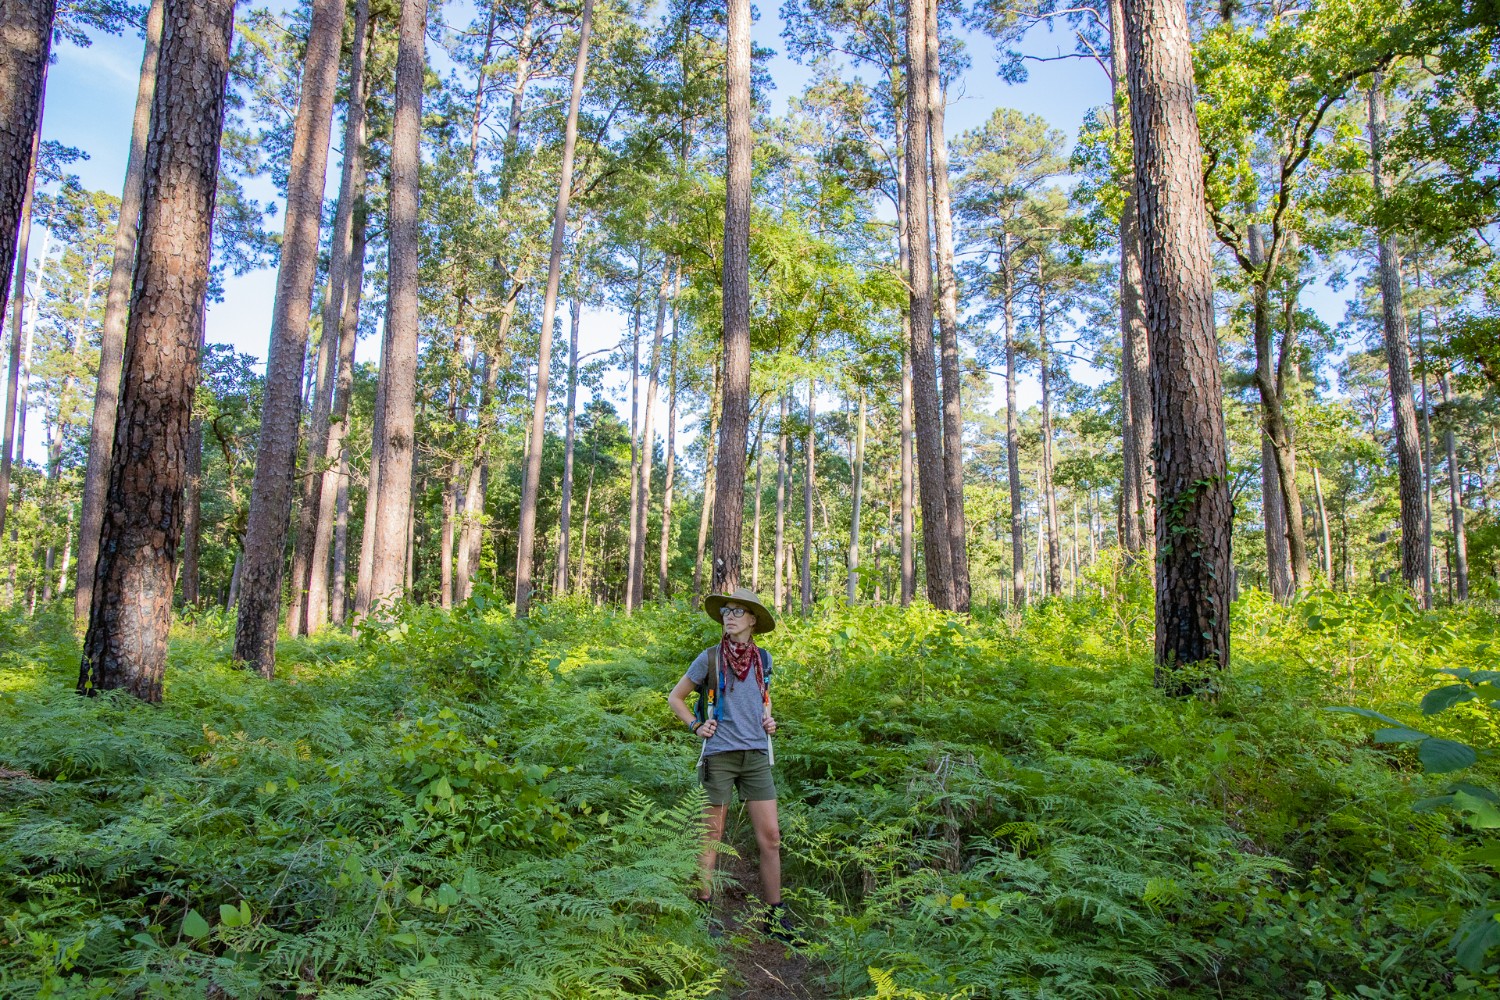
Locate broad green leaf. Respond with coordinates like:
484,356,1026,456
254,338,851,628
181,908,211,939
1451,908,1500,972
219,903,241,927
1373,727,1429,744
1452,791,1500,829
1420,738,1478,774
1421,684,1476,715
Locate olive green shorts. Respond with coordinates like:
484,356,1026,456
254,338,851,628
700,749,777,805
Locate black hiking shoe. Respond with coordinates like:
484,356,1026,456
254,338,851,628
695,895,723,938
759,902,801,946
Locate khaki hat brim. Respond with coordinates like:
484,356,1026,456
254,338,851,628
704,590,775,634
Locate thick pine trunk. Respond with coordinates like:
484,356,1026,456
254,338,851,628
79,0,235,702
352,298,391,619
235,0,347,676
76,0,164,623
903,0,953,609
1122,0,1234,686
1261,432,1291,597
1368,74,1428,605
367,0,428,612
514,0,592,616
924,0,969,611
712,0,753,596
1312,463,1332,582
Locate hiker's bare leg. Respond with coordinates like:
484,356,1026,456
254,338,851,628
747,798,782,903
698,803,728,900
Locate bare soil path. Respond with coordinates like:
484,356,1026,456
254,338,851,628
712,829,827,1000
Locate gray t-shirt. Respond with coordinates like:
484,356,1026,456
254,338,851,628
685,645,771,757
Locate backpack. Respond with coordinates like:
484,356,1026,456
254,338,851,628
692,645,771,727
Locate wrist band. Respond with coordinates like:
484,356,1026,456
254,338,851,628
688,719,702,733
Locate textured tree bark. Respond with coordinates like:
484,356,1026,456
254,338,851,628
514,0,592,616
352,299,391,620
903,0,953,610
657,310,679,600
1002,246,1025,608
1312,463,1332,583
801,379,816,614
1439,376,1468,600
630,266,669,607
234,0,347,676
306,175,368,631
924,0,969,610
79,0,235,702
1368,74,1428,605
76,0,164,623
773,390,788,611
711,0,752,596
847,390,866,603
367,0,428,613
556,296,581,595
1122,0,1233,686
293,0,370,634
1109,0,1153,561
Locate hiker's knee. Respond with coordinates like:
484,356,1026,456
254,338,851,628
755,820,781,854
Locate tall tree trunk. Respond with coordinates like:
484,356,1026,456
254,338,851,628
514,0,592,616
1312,462,1332,583
79,0,235,702
307,173,368,630
367,0,428,611
1122,0,1234,686
1039,279,1061,596
1261,432,1291,597
657,302,679,599
903,0,953,609
330,445,350,622
801,378,816,614
299,0,370,633
631,265,669,607
1,96,42,551
353,298,391,619
0,4,53,524
1439,375,1468,600
900,349,914,606
555,295,580,595
1414,282,1435,608
234,0,347,676
924,0,969,610
1109,0,1153,560
773,390,788,610
1368,72,1428,605
847,390,866,603
693,368,720,604
1002,247,1025,608
712,0,752,596
1247,226,1309,597
76,0,164,623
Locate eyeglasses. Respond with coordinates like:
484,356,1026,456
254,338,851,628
718,606,750,620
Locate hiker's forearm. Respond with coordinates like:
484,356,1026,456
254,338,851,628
668,693,695,726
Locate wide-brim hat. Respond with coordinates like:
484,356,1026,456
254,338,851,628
704,587,775,635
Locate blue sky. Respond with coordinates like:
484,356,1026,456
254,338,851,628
18,3,1158,466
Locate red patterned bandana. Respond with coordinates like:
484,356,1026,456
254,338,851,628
720,635,759,684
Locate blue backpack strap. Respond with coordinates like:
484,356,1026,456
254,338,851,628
760,648,771,686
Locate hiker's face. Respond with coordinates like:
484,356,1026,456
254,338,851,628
722,603,755,638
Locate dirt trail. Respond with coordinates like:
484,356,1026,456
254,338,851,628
713,842,825,999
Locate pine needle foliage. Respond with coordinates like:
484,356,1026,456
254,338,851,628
2,575,1497,998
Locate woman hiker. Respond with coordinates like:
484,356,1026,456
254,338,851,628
667,586,797,942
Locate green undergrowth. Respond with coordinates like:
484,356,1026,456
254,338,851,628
1,575,1498,998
